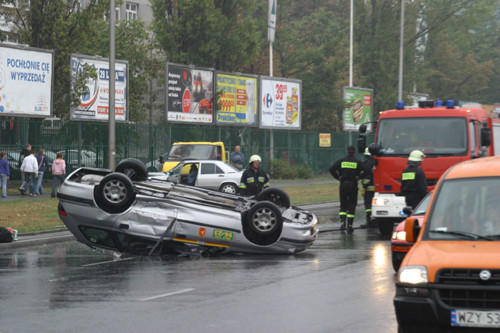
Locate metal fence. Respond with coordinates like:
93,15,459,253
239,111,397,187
0,117,374,180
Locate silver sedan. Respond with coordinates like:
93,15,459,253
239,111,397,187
57,158,318,256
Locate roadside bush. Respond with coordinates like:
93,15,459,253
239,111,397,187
270,159,313,179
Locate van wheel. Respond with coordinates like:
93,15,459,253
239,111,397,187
256,188,291,208
246,201,283,236
115,158,148,181
95,173,136,214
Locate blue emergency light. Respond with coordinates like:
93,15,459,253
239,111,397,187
396,101,405,110
446,100,455,108
435,100,443,107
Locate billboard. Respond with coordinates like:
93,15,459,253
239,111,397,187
215,72,258,126
70,54,128,121
166,63,214,124
0,44,54,118
343,87,373,132
259,76,301,130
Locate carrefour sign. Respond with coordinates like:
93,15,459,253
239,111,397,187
259,76,301,130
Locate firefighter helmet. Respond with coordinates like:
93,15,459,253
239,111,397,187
364,148,371,156
249,155,262,164
408,150,425,162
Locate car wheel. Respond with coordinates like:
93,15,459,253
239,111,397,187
392,251,403,272
246,201,283,236
219,183,238,194
115,158,148,181
256,187,291,208
94,173,136,214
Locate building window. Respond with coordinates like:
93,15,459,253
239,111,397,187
126,2,138,21
115,7,120,21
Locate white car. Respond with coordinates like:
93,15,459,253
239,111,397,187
165,159,243,194
58,149,99,168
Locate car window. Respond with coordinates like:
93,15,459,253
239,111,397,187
215,165,224,174
200,163,215,175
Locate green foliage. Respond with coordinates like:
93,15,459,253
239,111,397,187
270,159,313,179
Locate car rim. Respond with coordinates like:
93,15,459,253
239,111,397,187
252,207,277,232
103,179,127,203
222,185,236,194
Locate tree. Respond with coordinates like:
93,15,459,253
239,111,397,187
150,0,261,72
1,0,109,118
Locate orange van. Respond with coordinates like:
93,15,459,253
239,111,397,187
394,156,500,332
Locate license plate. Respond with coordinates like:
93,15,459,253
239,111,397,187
451,309,500,327
375,211,388,216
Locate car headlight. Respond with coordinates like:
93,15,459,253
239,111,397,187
397,266,428,284
392,230,406,241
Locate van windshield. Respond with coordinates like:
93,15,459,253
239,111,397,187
168,144,220,161
425,177,500,240
376,117,467,156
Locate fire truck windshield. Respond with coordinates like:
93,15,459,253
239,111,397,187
376,117,467,156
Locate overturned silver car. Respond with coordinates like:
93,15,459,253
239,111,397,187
57,158,318,255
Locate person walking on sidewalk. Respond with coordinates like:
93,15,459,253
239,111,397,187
20,150,38,196
360,148,376,228
51,152,66,198
18,144,31,191
0,152,10,198
35,148,49,195
329,146,365,233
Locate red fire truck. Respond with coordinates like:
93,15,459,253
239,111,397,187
358,100,500,234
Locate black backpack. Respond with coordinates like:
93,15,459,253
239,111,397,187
0,227,13,243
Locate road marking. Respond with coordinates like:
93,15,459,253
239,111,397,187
82,257,135,266
138,288,196,301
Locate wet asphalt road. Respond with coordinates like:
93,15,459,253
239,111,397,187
0,205,398,333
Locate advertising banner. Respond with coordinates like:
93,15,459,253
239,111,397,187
343,87,373,132
215,73,258,126
166,63,214,124
0,44,53,118
70,54,128,121
260,76,301,130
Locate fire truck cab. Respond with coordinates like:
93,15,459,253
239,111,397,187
358,100,496,235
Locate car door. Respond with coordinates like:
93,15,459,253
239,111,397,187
196,162,226,190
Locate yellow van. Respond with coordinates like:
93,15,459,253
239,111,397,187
394,156,500,332
160,142,226,173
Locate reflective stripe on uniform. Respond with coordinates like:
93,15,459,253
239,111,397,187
246,178,255,183
258,176,266,183
402,172,416,180
339,212,347,216
341,161,358,169
347,214,355,218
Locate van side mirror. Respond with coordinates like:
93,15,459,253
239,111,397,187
159,156,165,164
481,127,491,147
357,135,366,154
404,217,420,243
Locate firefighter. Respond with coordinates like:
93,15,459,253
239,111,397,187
360,148,376,228
401,150,428,209
329,146,365,232
239,155,270,196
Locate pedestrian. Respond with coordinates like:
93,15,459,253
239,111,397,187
401,150,428,209
20,149,38,196
0,152,10,198
329,146,365,233
18,144,31,191
230,145,245,170
51,152,66,198
239,155,270,196
35,148,49,195
360,148,376,228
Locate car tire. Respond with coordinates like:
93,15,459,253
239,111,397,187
392,251,403,272
256,187,291,208
246,201,283,236
94,173,136,214
115,158,148,181
219,183,238,194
